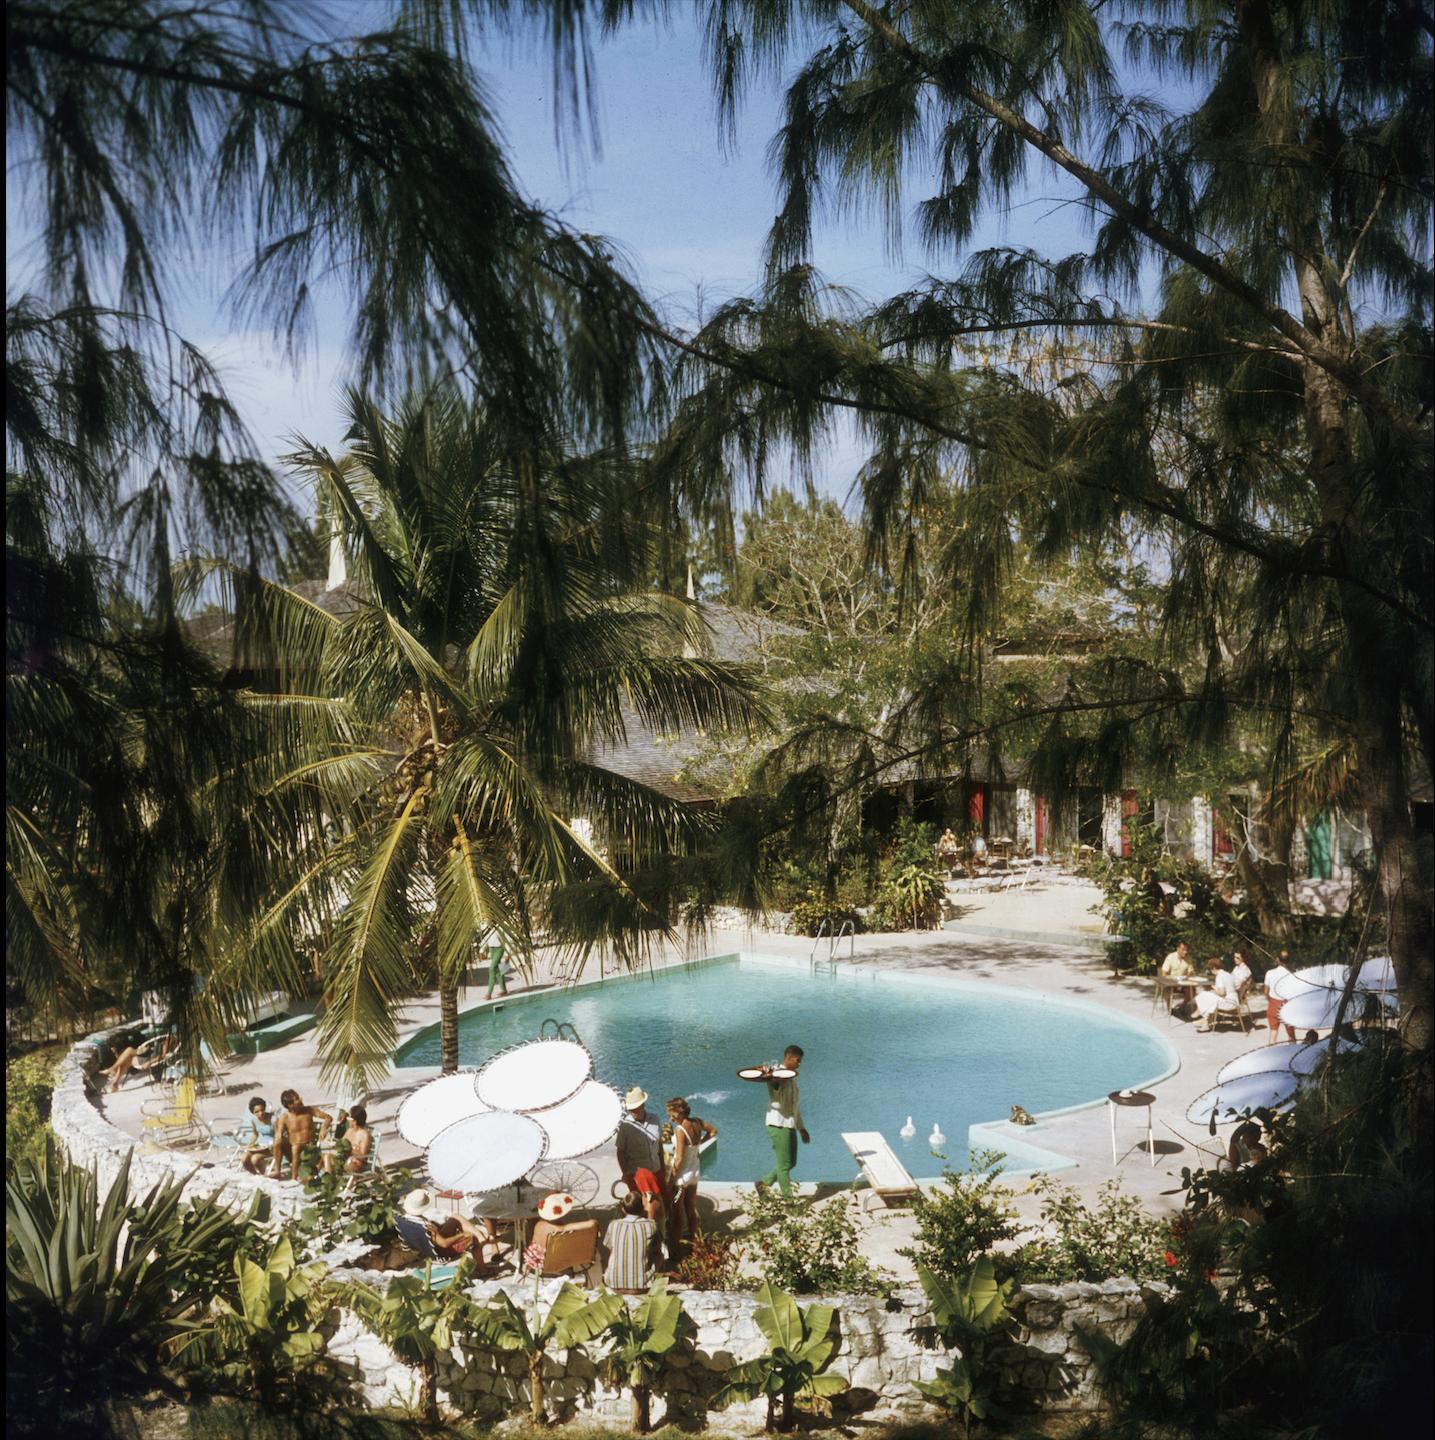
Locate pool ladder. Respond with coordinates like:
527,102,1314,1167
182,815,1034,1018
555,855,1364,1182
809,919,856,972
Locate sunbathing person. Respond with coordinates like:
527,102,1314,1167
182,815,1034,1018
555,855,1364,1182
401,1189,496,1261
97,1032,176,1092
321,1103,373,1175
272,1089,332,1180
238,1096,277,1174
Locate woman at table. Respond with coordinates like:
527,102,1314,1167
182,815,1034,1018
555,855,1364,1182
1194,957,1240,1031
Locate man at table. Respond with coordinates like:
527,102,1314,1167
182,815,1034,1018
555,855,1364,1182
616,1086,668,1234
1160,941,1198,1017
755,1045,808,1198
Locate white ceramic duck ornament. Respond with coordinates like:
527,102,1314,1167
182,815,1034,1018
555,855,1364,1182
899,1116,916,1140
929,1122,947,1148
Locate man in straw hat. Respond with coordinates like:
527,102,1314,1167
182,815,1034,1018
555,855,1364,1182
616,1086,668,1236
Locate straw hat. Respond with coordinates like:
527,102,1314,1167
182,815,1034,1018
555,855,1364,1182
537,1191,575,1222
624,1086,648,1109
402,1188,433,1216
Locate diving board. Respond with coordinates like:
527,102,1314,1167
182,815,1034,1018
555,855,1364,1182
842,1131,920,1210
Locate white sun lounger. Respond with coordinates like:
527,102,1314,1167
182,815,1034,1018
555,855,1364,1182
842,1131,920,1210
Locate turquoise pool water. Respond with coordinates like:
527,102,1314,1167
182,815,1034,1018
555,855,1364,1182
394,955,1173,1181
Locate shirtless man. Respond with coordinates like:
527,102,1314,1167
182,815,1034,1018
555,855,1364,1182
322,1102,373,1175
272,1089,332,1180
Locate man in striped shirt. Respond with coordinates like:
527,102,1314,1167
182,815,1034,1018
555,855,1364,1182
603,1191,659,1292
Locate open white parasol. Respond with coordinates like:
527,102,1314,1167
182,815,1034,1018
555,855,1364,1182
1216,1034,1363,1086
531,1079,624,1161
476,1037,592,1112
1186,1070,1303,1125
1278,985,1396,1033
396,1071,490,1147
427,1110,547,1192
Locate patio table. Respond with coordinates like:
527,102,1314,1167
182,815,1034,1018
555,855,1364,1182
1108,1089,1157,1167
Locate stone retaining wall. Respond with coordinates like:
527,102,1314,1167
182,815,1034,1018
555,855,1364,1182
52,1030,1164,1427
318,1248,1165,1428
50,1027,312,1220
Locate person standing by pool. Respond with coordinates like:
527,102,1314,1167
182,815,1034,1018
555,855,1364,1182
272,1089,332,1180
666,1096,717,1253
755,1045,808,1198
484,938,509,1000
616,1086,668,1237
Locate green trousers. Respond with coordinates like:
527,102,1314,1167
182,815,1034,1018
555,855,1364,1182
761,1125,798,1196
485,947,508,998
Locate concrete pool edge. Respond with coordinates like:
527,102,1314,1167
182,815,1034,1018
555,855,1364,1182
390,950,1181,1182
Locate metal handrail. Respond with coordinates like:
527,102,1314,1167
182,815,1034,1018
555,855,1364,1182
831,920,856,960
808,920,832,967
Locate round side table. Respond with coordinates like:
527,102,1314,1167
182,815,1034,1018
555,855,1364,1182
1107,1090,1157,1167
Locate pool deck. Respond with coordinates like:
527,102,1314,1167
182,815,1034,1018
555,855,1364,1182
96,896,1275,1276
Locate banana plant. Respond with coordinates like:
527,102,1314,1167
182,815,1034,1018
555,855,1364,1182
714,1281,847,1432
599,1277,693,1433
342,1257,479,1424
189,1234,333,1407
469,1282,624,1426
5,1139,239,1425
911,1256,1015,1438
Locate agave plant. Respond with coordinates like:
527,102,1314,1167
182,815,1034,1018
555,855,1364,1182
5,1141,238,1428
714,1281,847,1431
469,1281,624,1426
599,1277,693,1432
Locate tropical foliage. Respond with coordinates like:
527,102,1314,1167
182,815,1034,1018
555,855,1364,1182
741,1190,887,1295
598,1278,694,1433
714,1281,848,1431
912,1257,1018,1439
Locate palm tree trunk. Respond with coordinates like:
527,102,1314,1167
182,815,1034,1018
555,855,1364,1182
439,979,459,1075
633,1383,651,1433
421,1359,438,1426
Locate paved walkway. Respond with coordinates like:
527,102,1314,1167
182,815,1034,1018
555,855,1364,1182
98,912,1273,1279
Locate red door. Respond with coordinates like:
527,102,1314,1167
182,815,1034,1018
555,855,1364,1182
968,784,987,832
1120,789,1139,857
1035,794,1048,855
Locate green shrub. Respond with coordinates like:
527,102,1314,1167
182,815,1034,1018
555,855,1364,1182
786,892,863,939
672,1231,745,1290
871,862,946,930
5,1051,58,1179
1017,1178,1170,1284
898,1153,1025,1282
741,1190,885,1294
296,1164,412,1258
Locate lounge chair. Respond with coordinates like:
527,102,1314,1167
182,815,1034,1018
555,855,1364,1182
842,1131,920,1211
393,1215,462,1288
139,1078,212,1152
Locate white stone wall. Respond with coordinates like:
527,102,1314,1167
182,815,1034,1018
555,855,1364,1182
50,1028,312,1220
316,1253,1166,1427
1015,788,1036,852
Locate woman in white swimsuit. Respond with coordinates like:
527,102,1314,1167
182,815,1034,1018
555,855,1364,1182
665,1096,717,1256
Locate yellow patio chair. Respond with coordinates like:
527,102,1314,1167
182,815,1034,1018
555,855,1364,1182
140,1078,212,1151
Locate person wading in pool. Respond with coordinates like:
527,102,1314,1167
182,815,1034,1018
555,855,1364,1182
754,1045,808,1198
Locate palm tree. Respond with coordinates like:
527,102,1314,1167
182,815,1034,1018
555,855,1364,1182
201,390,763,1083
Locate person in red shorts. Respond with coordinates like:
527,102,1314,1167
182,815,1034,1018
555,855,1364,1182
616,1086,668,1246
1262,949,1298,1045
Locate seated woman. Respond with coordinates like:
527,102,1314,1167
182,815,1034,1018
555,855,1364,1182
523,1191,577,1271
1228,1121,1268,1168
1194,958,1240,1031
237,1095,276,1174
321,1103,373,1175
400,1189,497,1263
97,1031,176,1092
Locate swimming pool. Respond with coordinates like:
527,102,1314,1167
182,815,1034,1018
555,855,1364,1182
393,954,1176,1182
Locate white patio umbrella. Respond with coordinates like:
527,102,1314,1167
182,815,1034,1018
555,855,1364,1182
1279,986,1397,1033
476,1037,592,1112
530,1078,624,1161
427,1110,548,1192
1269,959,1397,1001
1216,1034,1364,1085
1186,1070,1302,1126
396,1071,490,1147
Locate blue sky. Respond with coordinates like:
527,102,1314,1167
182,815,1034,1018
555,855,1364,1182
6,7,1118,500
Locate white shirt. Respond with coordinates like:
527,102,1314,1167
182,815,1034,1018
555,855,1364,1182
1263,964,1290,994
1231,962,1253,992
765,1075,804,1131
1211,970,1239,1009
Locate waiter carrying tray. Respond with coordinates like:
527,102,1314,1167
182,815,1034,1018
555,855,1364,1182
754,1045,808,1197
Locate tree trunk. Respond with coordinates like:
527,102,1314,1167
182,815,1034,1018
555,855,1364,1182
529,1351,545,1427
439,980,459,1075
633,1383,651,1433
781,1386,795,1431
1233,842,1293,942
